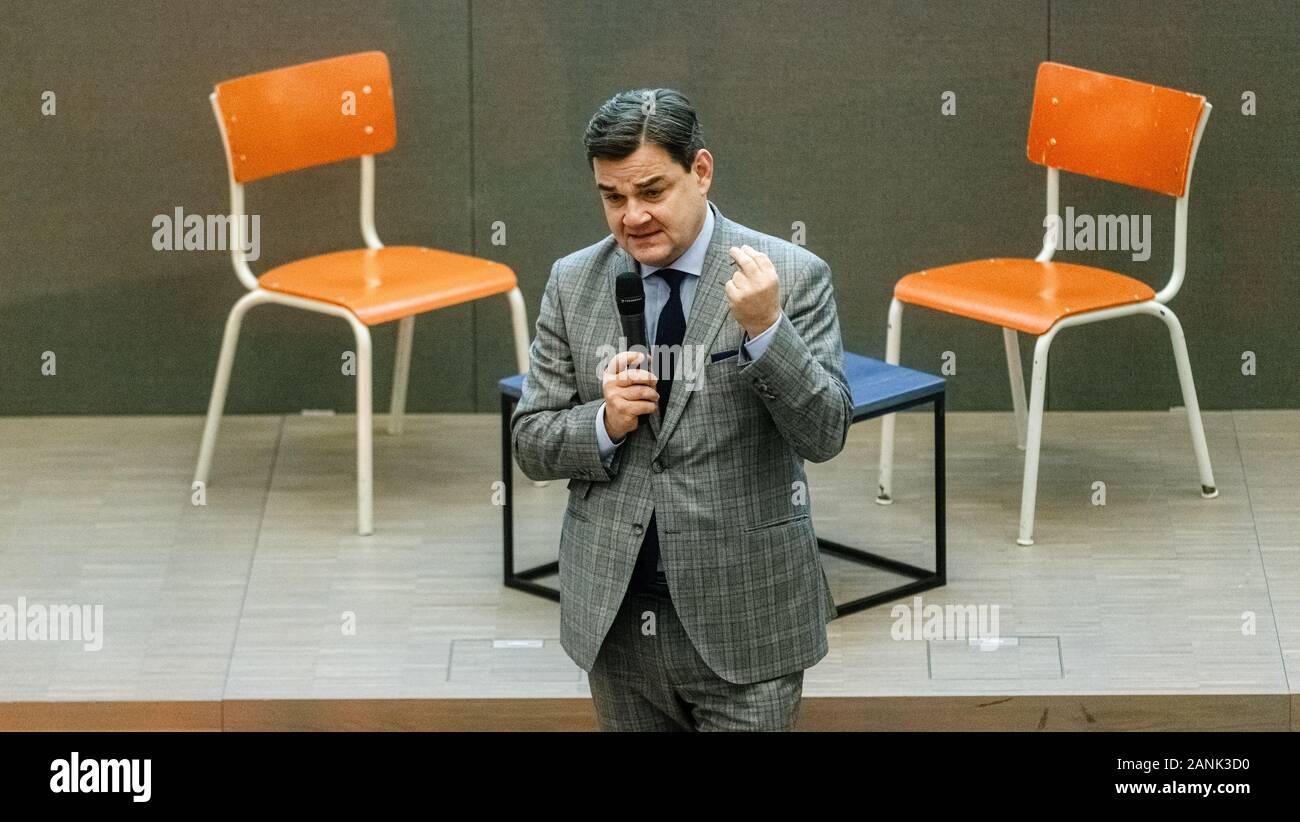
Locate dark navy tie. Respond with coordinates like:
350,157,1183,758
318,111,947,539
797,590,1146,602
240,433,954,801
628,267,688,596
653,268,688,414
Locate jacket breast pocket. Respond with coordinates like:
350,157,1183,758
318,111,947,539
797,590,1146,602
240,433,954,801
697,353,747,394
742,511,810,533
691,354,761,440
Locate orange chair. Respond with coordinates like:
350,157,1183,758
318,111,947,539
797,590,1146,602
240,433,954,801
193,51,530,535
877,62,1218,545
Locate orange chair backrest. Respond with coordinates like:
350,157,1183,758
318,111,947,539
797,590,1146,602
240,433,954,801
213,51,397,184
1026,62,1206,197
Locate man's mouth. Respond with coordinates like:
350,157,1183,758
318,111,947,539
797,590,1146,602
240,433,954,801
629,230,660,240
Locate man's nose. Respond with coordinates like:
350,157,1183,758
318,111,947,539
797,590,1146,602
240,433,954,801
623,201,651,227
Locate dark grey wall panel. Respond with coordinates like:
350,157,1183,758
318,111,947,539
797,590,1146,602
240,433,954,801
1048,0,1300,410
0,0,476,414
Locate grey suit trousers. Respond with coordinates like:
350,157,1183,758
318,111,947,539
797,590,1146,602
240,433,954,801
587,586,804,731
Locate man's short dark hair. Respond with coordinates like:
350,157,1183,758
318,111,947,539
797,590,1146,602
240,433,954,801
583,88,705,172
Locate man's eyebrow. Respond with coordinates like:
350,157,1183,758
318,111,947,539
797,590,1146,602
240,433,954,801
596,175,667,192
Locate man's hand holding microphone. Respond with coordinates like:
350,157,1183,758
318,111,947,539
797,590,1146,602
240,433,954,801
602,351,657,442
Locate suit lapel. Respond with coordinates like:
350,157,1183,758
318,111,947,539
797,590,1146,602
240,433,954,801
655,204,736,456
603,202,737,450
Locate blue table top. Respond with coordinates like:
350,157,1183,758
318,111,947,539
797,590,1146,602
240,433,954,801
499,372,526,399
498,352,943,420
841,352,945,420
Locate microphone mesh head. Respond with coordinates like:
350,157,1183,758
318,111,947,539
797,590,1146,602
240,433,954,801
615,271,644,315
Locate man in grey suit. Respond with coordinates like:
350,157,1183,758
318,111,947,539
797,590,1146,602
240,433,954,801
511,88,851,731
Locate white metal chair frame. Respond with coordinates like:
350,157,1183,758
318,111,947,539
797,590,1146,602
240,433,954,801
194,92,532,536
877,101,1217,546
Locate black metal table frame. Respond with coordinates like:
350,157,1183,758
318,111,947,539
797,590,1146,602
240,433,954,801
500,390,946,616
821,392,945,617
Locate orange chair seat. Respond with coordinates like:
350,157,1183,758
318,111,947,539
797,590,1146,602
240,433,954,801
894,258,1155,335
258,245,517,326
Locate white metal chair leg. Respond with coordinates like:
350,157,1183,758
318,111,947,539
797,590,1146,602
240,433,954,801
1003,327,1028,450
1143,303,1217,497
505,286,549,490
1017,332,1055,546
505,287,530,375
876,297,904,504
387,315,415,435
194,289,265,487
351,318,375,536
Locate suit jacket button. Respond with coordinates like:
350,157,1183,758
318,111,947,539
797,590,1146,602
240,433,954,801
632,523,643,535
652,459,664,473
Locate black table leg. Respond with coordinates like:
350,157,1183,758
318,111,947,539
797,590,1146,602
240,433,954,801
818,392,948,617
501,394,560,601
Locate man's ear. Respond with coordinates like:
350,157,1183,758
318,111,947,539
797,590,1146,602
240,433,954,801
693,148,714,194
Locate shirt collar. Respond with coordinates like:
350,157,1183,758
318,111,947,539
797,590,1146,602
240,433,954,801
638,201,716,280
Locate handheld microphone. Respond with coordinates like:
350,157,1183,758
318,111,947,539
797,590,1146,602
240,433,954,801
614,271,655,417
615,271,650,360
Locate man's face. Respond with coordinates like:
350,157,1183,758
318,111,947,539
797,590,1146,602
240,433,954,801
593,142,713,267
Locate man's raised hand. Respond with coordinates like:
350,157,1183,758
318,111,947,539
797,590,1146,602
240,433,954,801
725,243,781,338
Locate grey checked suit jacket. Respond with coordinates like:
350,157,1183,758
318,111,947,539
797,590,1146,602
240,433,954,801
510,200,852,685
